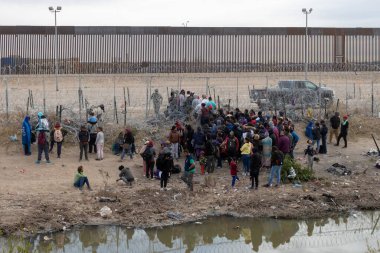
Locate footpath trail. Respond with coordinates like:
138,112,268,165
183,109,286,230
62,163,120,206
0,137,379,236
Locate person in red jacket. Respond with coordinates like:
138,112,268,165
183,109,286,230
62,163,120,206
229,157,239,188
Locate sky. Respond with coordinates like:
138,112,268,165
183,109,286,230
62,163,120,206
0,0,378,28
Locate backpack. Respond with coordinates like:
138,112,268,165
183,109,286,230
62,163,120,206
227,137,237,153
54,129,63,142
38,118,49,131
205,141,215,155
172,164,181,174
142,147,153,161
155,154,165,170
37,132,46,145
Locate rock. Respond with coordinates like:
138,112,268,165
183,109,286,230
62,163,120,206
99,206,112,218
270,206,276,210
43,236,52,241
167,211,184,220
195,221,202,224
214,205,221,210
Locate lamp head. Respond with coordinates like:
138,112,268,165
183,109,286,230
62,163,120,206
49,6,54,11
309,8,313,13
57,6,62,11
302,8,307,13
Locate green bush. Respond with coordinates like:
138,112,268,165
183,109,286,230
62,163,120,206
281,155,314,183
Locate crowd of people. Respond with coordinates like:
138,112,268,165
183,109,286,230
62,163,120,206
20,90,350,192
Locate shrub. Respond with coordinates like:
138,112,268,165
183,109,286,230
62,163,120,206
281,154,314,183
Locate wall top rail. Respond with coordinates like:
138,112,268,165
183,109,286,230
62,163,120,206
0,26,379,36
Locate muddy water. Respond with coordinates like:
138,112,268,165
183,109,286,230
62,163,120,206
2,212,380,253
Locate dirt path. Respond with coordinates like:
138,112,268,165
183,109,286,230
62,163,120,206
1,137,380,236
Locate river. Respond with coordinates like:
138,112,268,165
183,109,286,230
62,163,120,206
1,211,379,253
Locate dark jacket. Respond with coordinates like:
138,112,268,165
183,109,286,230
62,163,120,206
250,152,262,175
161,155,173,174
320,125,328,137
271,150,284,166
330,116,341,129
304,145,314,156
340,121,349,135
119,168,134,180
312,126,321,140
277,135,290,154
124,132,134,145
204,140,215,156
78,130,89,143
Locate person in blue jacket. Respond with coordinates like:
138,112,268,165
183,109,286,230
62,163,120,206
22,115,32,156
305,121,314,140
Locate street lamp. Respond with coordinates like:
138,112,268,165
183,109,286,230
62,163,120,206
302,8,312,80
49,6,62,91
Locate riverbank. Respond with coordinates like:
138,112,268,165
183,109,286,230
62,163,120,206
1,137,380,237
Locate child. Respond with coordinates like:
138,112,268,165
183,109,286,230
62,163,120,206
50,122,65,158
304,140,315,171
116,166,134,186
199,151,206,175
73,166,92,191
95,127,104,161
229,157,239,188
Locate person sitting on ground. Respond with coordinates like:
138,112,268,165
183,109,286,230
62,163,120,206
73,166,92,191
116,166,134,186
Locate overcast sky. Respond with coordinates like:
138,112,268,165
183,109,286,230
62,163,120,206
0,0,378,28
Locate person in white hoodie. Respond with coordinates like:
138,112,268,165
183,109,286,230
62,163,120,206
95,127,104,160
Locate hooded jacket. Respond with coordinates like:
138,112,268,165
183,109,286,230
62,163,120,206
22,116,31,145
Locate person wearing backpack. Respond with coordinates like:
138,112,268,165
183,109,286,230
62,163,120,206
87,114,98,154
224,131,239,161
50,122,65,158
35,112,51,164
78,125,90,161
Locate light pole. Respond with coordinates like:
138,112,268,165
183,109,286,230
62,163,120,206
49,6,62,91
302,8,312,80
181,21,189,72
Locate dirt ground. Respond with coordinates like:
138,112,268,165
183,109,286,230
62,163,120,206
1,132,380,237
